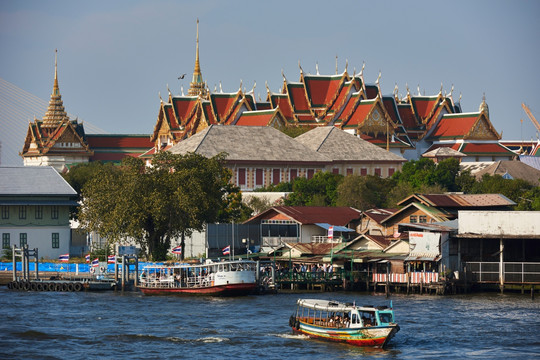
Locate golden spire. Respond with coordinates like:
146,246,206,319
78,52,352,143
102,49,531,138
188,18,207,97
42,49,68,127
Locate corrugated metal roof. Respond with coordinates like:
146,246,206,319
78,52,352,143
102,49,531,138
0,166,77,196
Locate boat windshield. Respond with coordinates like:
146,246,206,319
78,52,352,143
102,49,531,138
378,311,394,324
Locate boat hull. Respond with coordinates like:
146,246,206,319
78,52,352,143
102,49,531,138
138,282,257,296
292,322,399,347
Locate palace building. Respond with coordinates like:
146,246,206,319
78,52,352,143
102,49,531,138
150,22,516,166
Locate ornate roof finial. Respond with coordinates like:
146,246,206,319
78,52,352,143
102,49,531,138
459,92,462,103
417,84,421,96
353,67,356,77
376,71,381,85
159,91,163,102
479,93,489,117
167,84,171,96
239,79,242,91
394,83,399,96
53,49,59,96
42,49,69,127
406,83,410,96
360,61,365,76
181,85,184,96
345,59,348,73
440,82,443,94
251,80,256,93
219,81,223,93
298,60,303,75
316,62,319,75
281,69,287,83
335,55,338,75
265,80,271,95
188,18,207,97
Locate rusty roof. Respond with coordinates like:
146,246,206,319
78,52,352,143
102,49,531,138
398,193,516,208
244,206,362,226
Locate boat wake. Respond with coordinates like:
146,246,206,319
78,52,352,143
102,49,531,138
118,333,229,344
274,333,310,341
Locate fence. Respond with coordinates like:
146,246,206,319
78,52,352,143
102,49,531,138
372,272,439,284
467,262,540,283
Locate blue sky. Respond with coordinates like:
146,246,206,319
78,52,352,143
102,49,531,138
1,0,539,141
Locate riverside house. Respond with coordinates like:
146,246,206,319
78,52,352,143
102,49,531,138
0,166,78,259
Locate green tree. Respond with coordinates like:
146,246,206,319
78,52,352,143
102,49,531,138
336,175,392,210
284,171,343,206
62,161,116,219
470,174,533,205
79,152,238,260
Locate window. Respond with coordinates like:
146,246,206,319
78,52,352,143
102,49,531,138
360,168,368,176
52,233,59,248
332,168,339,174
374,168,382,177
2,233,9,249
289,169,298,182
307,169,315,179
410,215,418,223
419,215,427,223
51,205,59,219
1,206,8,219
255,169,264,186
35,205,43,219
20,233,27,248
388,168,395,177
272,169,281,185
237,168,246,186
19,206,27,219
346,168,353,176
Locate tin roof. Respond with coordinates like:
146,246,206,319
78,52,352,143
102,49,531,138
0,166,77,196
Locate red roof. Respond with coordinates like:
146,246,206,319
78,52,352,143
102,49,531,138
343,101,374,127
459,142,515,155
304,75,343,108
235,110,274,126
411,96,439,122
86,135,153,148
429,113,478,140
210,93,241,124
270,94,295,120
287,83,311,113
245,206,361,226
172,97,198,125
397,104,419,130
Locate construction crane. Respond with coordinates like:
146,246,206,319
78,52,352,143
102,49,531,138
522,103,540,132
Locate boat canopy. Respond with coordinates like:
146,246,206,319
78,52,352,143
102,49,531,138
297,299,382,312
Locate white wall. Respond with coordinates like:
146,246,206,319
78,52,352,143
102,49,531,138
1,226,71,259
458,211,540,236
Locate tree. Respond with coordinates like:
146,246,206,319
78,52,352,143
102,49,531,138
62,161,116,219
284,171,343,206
470,174,533,205
79,152,239,260
336,175,392,210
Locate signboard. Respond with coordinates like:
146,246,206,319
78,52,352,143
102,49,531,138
117,246,138,256
409,232,440,256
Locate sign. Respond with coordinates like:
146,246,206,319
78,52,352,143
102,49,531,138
117,246,138,256
409,231,440,256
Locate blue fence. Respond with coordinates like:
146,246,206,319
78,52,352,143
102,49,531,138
0,262,161,273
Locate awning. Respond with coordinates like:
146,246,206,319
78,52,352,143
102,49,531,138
315,223,355,232
405,255,441,262
0,200,79,206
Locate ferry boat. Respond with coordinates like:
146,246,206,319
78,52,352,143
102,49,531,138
138,259,257,296
289,299,400,347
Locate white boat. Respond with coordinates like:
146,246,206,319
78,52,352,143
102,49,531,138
138,259,257,296
289,299,400,347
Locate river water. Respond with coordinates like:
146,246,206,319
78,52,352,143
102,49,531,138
1,288,539,359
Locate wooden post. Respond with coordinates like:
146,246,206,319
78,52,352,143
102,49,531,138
386,262,390,298
12,246,17,281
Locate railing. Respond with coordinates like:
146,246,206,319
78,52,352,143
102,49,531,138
372,272,439,284
466,262,540,283
311,236,341,243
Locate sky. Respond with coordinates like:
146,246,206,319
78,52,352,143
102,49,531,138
1,0,540,148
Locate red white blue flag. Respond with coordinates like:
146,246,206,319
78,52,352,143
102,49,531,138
59,254,69,262
91,258,99,267
328,226,334,241
85,254,90,262
171,246,182,254
222,245,231,255
108,255,115,263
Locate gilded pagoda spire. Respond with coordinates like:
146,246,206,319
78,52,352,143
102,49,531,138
42,49,69,127
188,18,208,98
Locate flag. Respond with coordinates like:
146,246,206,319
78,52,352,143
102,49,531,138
108,255,115,263
85,254,90,262
171,246,182,254
328,226,334,241
91,258,99,267
222,245,230,255
59,254,69,262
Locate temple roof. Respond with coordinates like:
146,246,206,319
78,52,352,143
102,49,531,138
295,126,406,162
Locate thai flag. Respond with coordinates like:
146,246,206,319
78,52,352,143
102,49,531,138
108,255,115,263
328,225,334,241
85,254,90,262
59,254,69,262
91,258,99,267
171,246,182,254
222,245,230,255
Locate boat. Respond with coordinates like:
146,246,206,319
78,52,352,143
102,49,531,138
138,259,258,296
289,299,400,347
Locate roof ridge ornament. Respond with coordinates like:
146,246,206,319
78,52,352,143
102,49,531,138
298,60,303,75
281,69,287,83
316,62,319,75
335,55,338,75
345,59,348,74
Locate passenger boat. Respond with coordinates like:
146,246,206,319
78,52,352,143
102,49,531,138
289,299,400,347
138,259,257,296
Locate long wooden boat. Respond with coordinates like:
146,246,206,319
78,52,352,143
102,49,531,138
289,299,400,347
138,259,257,296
